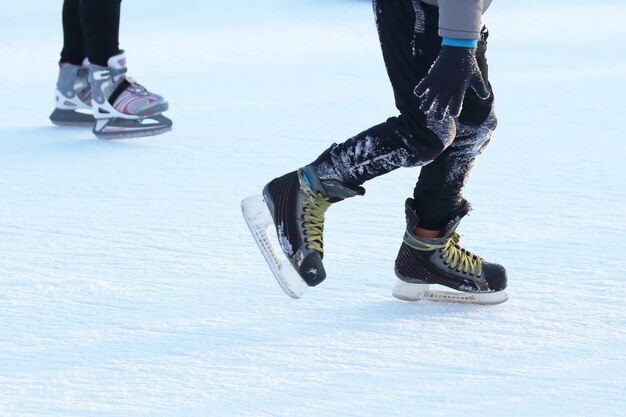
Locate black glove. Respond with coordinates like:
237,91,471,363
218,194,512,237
415,45,490,120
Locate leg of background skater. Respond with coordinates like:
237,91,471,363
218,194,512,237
50,0,94,126
80,0,172,139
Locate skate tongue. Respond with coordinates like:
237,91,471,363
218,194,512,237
300,166,365,203
106,51,128,82
404,199,422,233
404,198,472,239
404,198,445,241
322,181,365,202
439,200,471,238
107,51,127,70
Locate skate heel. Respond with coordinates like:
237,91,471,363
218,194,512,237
392,281,430,302
241,195,308,299
392,280,508,305
50,62,94,127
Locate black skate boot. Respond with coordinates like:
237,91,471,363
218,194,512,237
241,166,364,298
393,198,507,305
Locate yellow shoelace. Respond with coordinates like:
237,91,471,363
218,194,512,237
441,233,483,277
406,231,483,277
302,191,331,252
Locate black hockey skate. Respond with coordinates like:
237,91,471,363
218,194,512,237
241,166,364,298
393,198,508,305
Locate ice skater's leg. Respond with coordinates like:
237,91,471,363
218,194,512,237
393,111,508,305
60,0,86,65
393,27,507,304
52,0,93,126
77,0,172,138
79,0,122,66
309,0,456,186
244,1,462,297
412,109,497,229
412,27,495,229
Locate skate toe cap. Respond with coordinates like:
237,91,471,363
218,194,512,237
298,253,326,287
484,262,507,292
136,101,168,117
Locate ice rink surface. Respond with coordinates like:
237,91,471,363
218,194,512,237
0,1,624,416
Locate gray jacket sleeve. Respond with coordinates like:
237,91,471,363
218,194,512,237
437,0,491,40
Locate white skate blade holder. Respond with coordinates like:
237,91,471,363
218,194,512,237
392,280,508,305
241,195,308,299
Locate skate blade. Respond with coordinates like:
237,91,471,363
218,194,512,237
241,195,308,299
49,108,95,127
93,114,173,139
392,280,508,305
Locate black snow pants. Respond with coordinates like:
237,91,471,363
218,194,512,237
310,0,497,230
60,0,122,66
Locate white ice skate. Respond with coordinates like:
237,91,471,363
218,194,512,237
89,52,172,139
241,195,308,299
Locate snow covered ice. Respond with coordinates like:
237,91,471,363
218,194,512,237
1,0,625,416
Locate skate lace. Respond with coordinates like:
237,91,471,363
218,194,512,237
406,232,482,277
440,233,483,277
299,178,331,253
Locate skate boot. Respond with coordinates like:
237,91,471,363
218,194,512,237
393,198,508,305
49,60,94,126
241,166,364,299
89,51,172,139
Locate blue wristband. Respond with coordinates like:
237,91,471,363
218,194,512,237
442,37,478,48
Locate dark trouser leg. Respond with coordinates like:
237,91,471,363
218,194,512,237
79,0,122,66
309,1,496,229
413,110,496,229
309,1,455,187
413,27,496,229
60,0,86,65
